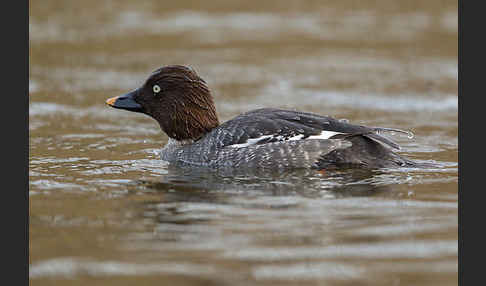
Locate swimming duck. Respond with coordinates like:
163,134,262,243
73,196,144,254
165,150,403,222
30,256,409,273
106,65,417,170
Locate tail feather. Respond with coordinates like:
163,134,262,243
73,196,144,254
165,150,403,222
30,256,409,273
365,127,414,150
365,132,401,150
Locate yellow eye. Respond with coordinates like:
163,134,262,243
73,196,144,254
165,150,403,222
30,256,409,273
153,85,161,93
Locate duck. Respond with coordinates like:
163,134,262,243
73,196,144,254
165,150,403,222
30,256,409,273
106,65,418,170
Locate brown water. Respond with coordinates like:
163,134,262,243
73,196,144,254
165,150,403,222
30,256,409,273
29,1,458,285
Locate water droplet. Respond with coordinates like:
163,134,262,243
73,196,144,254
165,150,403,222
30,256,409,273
374,128,414,140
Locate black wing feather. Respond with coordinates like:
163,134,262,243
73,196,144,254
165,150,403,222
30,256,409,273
203,108,402,150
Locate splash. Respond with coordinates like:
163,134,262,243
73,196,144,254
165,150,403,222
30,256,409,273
374,127,415,139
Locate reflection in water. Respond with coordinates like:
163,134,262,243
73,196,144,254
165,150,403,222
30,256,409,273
134,168,395,242
140,165,392,199
132,167,392,228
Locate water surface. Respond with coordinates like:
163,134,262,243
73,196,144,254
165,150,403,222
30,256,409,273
30,1,457,285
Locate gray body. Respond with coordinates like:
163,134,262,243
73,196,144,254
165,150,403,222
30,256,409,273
160,109,417,170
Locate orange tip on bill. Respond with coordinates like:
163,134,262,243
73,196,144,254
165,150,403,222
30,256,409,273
106,96,118,106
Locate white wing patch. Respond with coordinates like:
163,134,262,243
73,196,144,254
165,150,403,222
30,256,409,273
227,131,343,148
227,135,274,148
307,131,342,140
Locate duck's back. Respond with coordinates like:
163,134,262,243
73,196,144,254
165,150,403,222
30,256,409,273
161,108,416,169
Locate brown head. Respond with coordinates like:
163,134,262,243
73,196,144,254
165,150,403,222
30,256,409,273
106,65,219,141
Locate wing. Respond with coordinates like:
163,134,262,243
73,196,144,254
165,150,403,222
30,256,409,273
200,108,404,150
208,138,353,169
